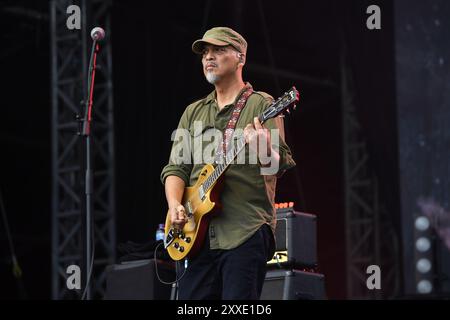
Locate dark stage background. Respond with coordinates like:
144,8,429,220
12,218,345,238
1,0,448,300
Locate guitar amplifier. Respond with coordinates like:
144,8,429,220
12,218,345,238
268,209,317,268
261,269,326,300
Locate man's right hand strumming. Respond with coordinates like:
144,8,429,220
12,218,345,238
169,202,188,230
165,175,187,230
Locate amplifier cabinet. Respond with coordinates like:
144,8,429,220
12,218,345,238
261,269,326,300
268,210,317,268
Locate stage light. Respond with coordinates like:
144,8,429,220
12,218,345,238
416,258,432,273
415,216,430,231
413,214,435,295
417,280,433,294
415,237,431,252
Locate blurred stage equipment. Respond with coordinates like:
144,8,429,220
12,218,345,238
0,188,27,298
104,259,175,300
395,0,450,297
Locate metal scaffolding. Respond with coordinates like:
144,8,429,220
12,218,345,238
341,45,400,299
50,0,115,299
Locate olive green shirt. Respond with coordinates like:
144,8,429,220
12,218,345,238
160,83,296,251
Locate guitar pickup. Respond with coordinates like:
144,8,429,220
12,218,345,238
199,185,206,201
186,200,193,217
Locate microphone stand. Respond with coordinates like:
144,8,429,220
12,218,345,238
78,39,100,300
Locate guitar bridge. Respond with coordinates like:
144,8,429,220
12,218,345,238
164,228,176,249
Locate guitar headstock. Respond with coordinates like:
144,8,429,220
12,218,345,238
259,87,300,124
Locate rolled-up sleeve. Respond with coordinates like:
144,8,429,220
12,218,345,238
160,108,193,185
268,115,296,177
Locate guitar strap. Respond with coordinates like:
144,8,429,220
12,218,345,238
215,85,253,164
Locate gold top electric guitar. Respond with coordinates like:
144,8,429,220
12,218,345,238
164,87,300,260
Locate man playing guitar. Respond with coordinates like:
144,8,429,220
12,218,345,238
160,27,296,300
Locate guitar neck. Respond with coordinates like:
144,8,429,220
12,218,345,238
202,136,245,192
203,107,276,192
202,114,268,192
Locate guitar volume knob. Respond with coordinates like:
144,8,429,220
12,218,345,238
179,246,184,252
185,237,191,243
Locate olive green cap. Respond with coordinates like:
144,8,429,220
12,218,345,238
192,27,247,55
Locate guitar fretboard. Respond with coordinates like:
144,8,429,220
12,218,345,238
202,135,247,192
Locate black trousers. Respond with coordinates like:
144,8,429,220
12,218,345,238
178,224,273,300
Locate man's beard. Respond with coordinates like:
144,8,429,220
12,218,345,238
205,72,220,84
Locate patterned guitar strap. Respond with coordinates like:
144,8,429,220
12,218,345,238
215,86,254,164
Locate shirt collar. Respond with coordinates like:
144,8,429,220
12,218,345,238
204,82,253,105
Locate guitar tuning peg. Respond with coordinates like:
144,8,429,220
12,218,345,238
293,104,297,110
285,109,291,115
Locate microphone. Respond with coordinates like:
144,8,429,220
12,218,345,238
90,27,105,41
